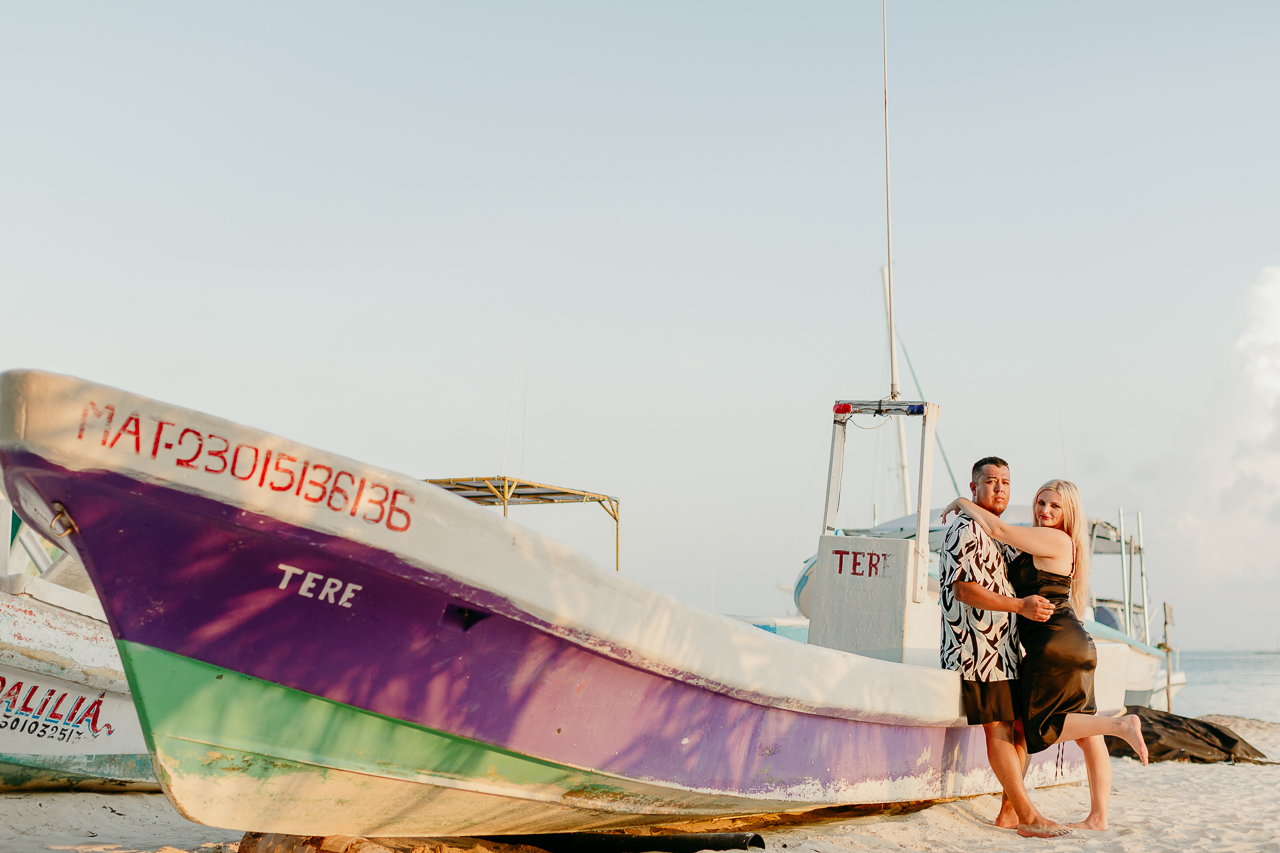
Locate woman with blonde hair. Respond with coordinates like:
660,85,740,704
943,479,1148,831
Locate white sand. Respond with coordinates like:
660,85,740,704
752,717,1280,853
0,790,242,853
6,717,1279,853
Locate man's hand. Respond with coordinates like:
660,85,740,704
953,582,1053,619
1017,595,1054,622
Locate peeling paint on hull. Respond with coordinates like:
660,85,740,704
0,752,156,791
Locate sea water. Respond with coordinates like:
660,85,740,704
1170,651,1280,724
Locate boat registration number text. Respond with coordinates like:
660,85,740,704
1,714,90,744
76,401,413,532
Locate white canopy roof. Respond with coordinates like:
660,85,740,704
842,505,1140,555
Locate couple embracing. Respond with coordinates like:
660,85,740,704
939,457,1149,838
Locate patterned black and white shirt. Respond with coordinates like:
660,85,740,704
939,512,1021,682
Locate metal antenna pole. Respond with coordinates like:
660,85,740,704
1138,512,1151,643
881,0,899,402
1118,510,1132,637
882,268,911,516
1087,522,1099,612
879,3,909,517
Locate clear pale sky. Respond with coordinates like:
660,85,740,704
2,3,1276,650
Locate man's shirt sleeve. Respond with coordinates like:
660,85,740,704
941,516,980,587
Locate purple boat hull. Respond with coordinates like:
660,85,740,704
0,371,1086,835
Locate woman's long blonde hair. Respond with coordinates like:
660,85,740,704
1033,479,1091,612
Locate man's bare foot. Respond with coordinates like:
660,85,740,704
994,797,1019,829
1068,815,1108,831
1018,821,1071,838
1123,714,1149,765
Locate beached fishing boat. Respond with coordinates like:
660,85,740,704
0,499,156,791
785,507,1187,710
0,370,1120,836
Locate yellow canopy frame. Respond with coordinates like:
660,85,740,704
426,476,620,572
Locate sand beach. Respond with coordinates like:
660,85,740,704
5,716,1277,853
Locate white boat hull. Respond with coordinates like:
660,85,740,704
0,580,156,790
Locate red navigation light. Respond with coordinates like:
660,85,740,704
833,403,853,414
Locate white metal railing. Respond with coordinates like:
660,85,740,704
823,400,938,604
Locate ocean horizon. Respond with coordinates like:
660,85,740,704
1170,650,1280,725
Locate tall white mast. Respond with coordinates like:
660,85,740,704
1138,512,1151,643
881,0,898,402
1118,509,1132,637
879,1,911,518
882,267,912,517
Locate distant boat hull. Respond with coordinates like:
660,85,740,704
1,371,1086,836
1085,620,1188,710
0,590,156,791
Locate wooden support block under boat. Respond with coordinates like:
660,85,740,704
237,832,767,853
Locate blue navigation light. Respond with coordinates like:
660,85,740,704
907,405,925,415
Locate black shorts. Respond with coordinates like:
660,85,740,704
961,678,1021,725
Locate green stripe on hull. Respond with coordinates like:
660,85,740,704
117,640,632,792
115,640,772,831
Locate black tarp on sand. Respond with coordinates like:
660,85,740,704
1106,706,1273,763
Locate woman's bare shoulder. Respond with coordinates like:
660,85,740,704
1032,528,1074,574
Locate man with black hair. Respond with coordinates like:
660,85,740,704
940,457,1065,837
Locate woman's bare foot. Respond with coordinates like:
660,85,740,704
1018,821,1071,838
1122,714,1149,765
1068,815,1108,831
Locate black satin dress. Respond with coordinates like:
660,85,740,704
1008,551,1097,754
